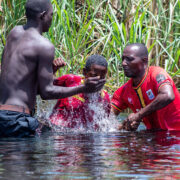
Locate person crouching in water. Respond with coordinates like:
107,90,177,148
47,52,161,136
49,55,111,131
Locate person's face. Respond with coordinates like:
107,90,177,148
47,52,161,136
83,64,107,79
122,46,145,78
42,4,53,32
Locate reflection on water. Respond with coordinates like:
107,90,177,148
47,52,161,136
0,130,180,179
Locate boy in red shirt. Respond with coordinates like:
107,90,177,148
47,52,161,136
49,55,111,130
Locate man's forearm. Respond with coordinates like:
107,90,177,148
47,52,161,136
40,84,85,100
39,76,105,100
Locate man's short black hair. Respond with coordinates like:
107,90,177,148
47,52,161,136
127,43,148,59
25,0,51,20
85,55,108,71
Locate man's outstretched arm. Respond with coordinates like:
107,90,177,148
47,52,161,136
122,84,175,131
37,42,105,100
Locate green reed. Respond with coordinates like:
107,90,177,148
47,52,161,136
0,0,179,93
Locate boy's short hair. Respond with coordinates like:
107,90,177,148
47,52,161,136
85,55,108,71
25,0,51,20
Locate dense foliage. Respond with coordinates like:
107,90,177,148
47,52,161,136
0,0,179,93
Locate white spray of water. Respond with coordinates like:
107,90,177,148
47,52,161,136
36,93,119,133
83,92,119,133
36,95,57,127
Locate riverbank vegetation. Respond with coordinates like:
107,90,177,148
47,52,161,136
0,0,179,93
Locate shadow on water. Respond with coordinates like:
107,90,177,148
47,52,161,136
0,130,180,179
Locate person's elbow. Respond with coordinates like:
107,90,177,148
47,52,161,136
166,92,175,103
164,90,175,105
39,86,54,100
159,85,175,105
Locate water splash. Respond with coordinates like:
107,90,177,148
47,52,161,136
36,95,57,127
36,93,119,133
83,92,119,133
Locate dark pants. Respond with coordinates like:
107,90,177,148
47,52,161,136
0,110,39,137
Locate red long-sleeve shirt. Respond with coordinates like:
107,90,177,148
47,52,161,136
112,66,180,130
50,74,111,129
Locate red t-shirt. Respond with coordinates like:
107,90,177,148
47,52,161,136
112,66,180,130
50,74,111,129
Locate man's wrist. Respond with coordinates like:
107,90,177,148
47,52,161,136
77,84,86,94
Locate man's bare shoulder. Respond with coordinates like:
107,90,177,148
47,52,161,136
32,33,54,55
19,29,55,58
7,25,24,40
38,36,54,51
11,25,24,33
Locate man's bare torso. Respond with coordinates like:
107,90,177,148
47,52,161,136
0,25,52,110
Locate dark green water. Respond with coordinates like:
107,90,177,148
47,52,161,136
0,130,180,180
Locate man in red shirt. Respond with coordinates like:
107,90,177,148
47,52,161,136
112,43,180,131
50,55,111,130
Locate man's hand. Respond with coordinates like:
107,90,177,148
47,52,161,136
84,76,106,93
53,58,66,74
119,112,141,131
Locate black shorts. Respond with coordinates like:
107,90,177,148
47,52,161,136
0,110,39,137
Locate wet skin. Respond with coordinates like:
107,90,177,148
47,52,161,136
113,44,175,131
0,3,105,111
83,64,107,80
122,45,146,86
82,64,107,99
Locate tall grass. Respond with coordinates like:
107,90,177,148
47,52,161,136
0,0,179,93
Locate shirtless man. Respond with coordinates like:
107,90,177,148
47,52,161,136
112,43,180,131
0,0,105,137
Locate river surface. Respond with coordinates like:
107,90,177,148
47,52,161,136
0,129,180,180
